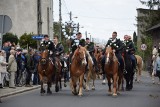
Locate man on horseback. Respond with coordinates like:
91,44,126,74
85,38,99,72
102,31,126,74
40,35,54,53
52,36,64,68
123,35,137,72
68,32,86,65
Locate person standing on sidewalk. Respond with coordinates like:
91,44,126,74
25,48,34,87
7,50,17,88
0,50,8,88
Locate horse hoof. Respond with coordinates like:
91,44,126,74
135,79,137,81
92,87,95,90
64,84,67,87
78,93,83,96
102,80,106,85
47,91,52,94
55,86,59,92
41,89,46,94
72,91,78,95
112,93,117,97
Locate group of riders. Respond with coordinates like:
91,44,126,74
40,31,137,78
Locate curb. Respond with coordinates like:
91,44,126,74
0,86,41,98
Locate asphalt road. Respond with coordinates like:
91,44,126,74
0,73,160,107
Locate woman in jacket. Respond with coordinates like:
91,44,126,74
0,50,8,88
8,50,17,88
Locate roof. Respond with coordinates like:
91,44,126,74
146,23,160,32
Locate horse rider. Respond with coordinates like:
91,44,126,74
40,34,54,54
123,35,137,72
101,31,126,74
85,37,99,72
68,32,86,64
52,36,64,68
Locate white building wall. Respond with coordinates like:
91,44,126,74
0,0,53,38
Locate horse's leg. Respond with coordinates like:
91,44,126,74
39,74,45,95
113,73,118,96
125,74,130,91
121,74,124,91
47,81,52,94
55,72,59,92
63,69,67,87
78,73,84,96
59,73,62,90
71,76,78,95
92,70,96,90
106,75,112,95
86,69,90,91
137,66,140,82
134,70,138,81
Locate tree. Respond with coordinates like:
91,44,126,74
19,33,37,49
2,33,18,45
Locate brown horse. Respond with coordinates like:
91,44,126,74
38,49,54,95
37,49,62,94
104,46,119,96
70,46,87,96
135,55,143,82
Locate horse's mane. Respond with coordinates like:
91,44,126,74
72,47,86,65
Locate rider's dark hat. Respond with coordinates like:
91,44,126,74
44,35,49,38
86,38,90,40
76,32,81,35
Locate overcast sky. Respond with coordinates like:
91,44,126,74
53,0,147,41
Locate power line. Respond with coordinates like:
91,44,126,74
73,14,134,20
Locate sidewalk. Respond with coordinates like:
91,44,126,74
0,85,41,98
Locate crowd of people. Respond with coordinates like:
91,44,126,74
2,31,158,89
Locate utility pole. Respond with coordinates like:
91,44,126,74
158,0,160,10
69,11,72,21
85,31,87,39
59,0,62,42
77,23,79,32
37,0,42,50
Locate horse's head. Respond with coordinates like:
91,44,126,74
105,46,114,64
40,49,49,65
74,46,87,65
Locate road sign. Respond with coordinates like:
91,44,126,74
0,15,12,33
32,35,44,40
0,15,12,50
141,44,147,50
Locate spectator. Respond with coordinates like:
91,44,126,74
7,50,17,88
25,48,34,87
32,50,41,85
0,50,8,88
2,42,11,62
15,48,25,87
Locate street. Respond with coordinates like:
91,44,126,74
0,72,160,107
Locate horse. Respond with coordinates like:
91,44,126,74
122,51,135,91
70,46,87,96
95,48,103,80
134,55,143,82
37,49,61,95
104,46,119,96
37,49,54,95
85,51,97,91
